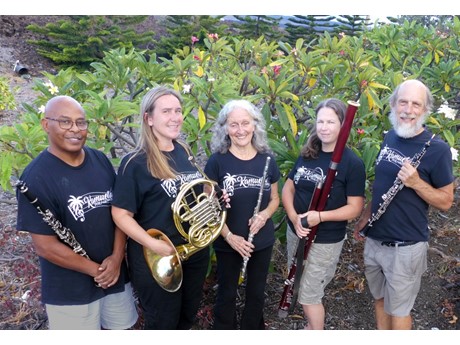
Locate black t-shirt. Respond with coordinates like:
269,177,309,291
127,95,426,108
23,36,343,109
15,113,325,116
369,129,454,242
204,151,280,252
16,147,128,305
112,142,205,269
113,142,203,244
286,148,366,243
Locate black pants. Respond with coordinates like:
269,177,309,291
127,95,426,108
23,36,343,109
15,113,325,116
213,245,273,330
129,246,209,330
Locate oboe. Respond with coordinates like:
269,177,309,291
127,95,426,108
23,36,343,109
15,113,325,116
239,156,271,281
16,180,90,259
359,133,435,237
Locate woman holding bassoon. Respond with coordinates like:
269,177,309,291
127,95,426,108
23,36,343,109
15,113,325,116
204,99,280,329
282,98,365,330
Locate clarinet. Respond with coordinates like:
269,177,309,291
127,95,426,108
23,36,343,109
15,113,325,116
359,133,435,237
15,180,90,259
239,156,271,281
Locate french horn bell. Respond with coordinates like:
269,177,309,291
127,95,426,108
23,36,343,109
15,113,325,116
143,178,226,292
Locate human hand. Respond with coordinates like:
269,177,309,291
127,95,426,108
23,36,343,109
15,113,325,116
398,160,420,188
352,220,367,241
248,211,268,235
295,213,311,238
94,256,121,289
226,232,254,258
219,188,231,209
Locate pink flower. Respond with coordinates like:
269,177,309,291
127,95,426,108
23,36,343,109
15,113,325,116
191,36,199,44
207,33,219,41
193,55,201,61
273,65,281,76
339,50,346,56
357,128,365,135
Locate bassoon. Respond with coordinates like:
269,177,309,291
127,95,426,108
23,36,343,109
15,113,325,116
278,100,360,317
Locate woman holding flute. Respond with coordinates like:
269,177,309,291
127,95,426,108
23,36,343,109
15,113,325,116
204,99,280,330
282,98,366,330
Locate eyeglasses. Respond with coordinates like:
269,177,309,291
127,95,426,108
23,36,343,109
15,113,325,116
45,117,88,130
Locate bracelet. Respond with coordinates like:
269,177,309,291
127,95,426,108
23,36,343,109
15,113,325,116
225,231,232,241
318,212,322,223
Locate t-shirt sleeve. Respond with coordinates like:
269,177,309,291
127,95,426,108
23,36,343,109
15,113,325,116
430,140,455,188
204,154,219,183
112,158,140,214
270,154,281,183
346,154,366,197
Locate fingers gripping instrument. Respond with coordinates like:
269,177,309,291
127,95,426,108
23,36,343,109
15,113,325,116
239,156,271,283
278,100,360,317
143,150,227,292
15,179,90,259
358,133,435,238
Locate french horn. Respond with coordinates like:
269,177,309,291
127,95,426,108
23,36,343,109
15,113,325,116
143,178,227,292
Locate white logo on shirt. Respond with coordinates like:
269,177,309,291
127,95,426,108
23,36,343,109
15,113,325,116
67,190,113,222
161,171,202,198
293,167,324,185
376,145,406,168
223,173,268,196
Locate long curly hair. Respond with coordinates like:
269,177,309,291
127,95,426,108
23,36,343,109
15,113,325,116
210,99,272,155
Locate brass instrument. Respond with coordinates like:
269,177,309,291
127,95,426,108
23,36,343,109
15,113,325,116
143,151,227,292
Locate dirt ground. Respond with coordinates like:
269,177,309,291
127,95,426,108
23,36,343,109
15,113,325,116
0,16,459,331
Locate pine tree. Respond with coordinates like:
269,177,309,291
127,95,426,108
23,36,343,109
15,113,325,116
284,15,337,45
26,16,155,69
155,15,226,59
334,15,371,37
232,15,283,41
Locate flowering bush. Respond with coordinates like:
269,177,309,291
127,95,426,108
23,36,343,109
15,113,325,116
1,19,459,191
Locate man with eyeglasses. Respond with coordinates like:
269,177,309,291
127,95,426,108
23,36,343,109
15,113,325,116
16,95,138,329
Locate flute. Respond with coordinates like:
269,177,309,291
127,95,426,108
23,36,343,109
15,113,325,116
278,100,360,317
239,156,271,282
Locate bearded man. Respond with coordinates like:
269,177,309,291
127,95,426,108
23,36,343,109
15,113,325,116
353,79,455,329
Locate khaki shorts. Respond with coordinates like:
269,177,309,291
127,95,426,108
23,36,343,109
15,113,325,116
287,228,344,305
45,283,138,330
364,238,428,317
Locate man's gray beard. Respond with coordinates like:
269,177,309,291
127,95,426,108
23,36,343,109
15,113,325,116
389,110,426,138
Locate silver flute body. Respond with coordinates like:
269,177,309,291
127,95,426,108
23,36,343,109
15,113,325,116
240,156,271,279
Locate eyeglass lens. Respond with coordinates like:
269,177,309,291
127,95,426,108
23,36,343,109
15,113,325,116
46,117,88,130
